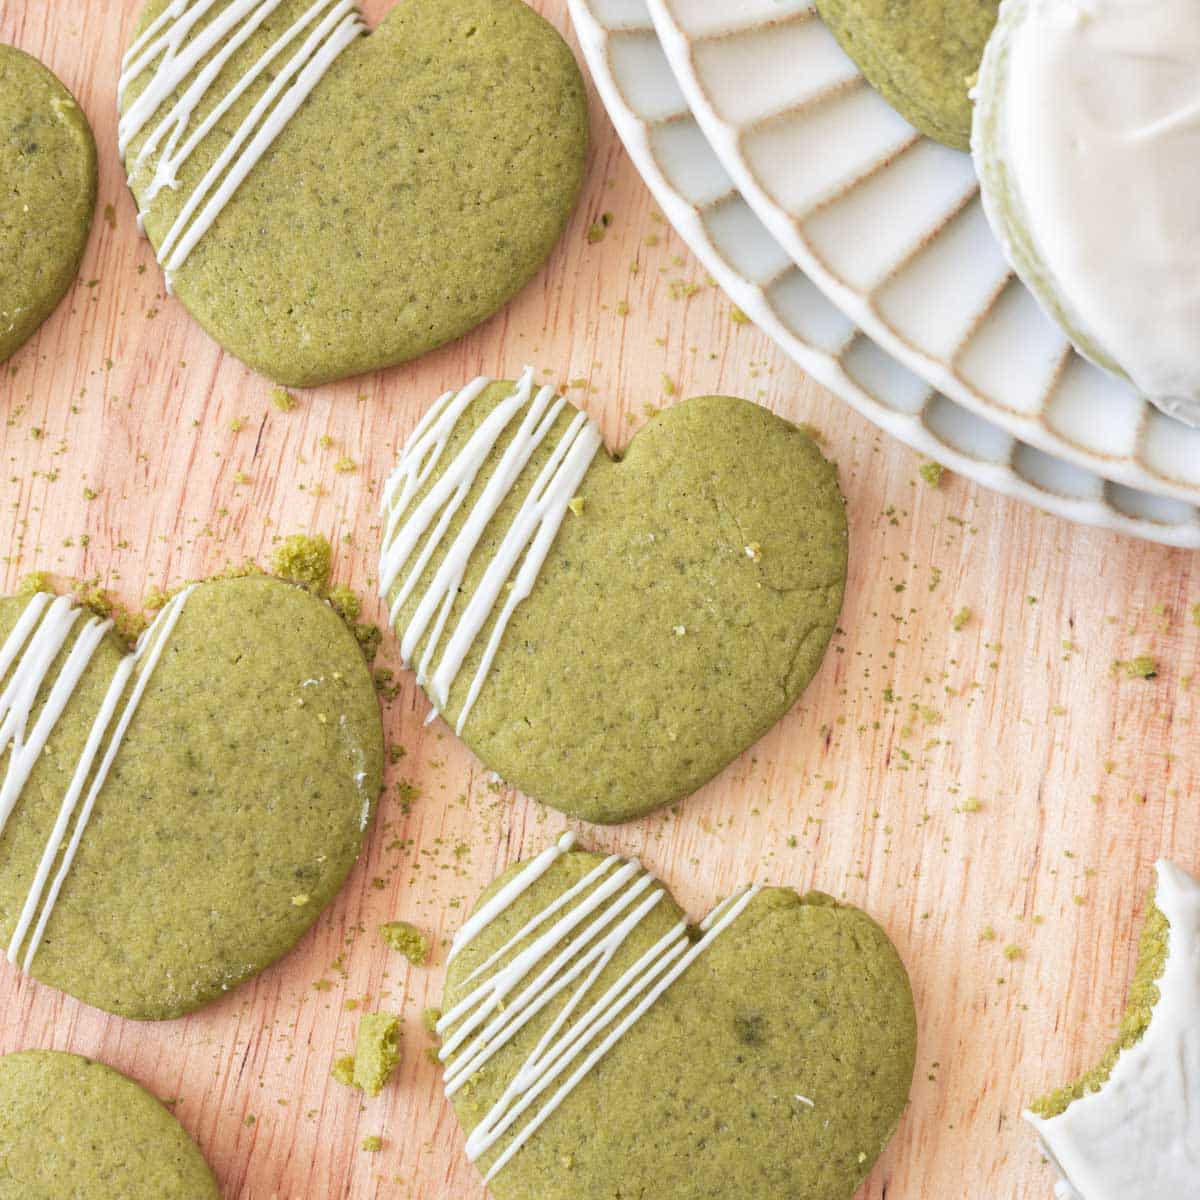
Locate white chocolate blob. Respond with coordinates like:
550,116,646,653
974,0,1200,425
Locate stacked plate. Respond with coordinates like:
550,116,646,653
566,0,1200,547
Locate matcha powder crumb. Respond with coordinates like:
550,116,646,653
1113,655,1158,680
918,462,945,488
352,1013,402,1098
380,921,430,966
17,572,52,597
271,534,332,593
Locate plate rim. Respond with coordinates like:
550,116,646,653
565,0,1200,549
644,0,1200,505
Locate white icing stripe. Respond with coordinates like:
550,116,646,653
447,831,578,965
135,0,292,203
0,588,194,971
118,0,364,281
439,836,760,1181
1025,859,1200,1198
0,597,88,833
378,372,602,735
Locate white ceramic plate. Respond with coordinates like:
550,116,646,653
566,0,1200,548
643,0,1200,506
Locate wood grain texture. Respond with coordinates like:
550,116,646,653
0,3,1197,1197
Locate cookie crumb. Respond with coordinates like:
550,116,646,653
271,534,332,593
1113,655,1158,680
330,1055,356,1088
380,921,430,966
352,1013,402,1098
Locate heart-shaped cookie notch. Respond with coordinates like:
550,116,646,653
439,835,917,1200
0,573,383,1019
119,0,588,386
379,372,848,824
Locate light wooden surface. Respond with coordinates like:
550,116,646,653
1,4,1197,1198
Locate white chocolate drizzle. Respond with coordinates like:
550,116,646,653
1025,860,1200,1198
379,370,603,735
118,0,365,284
438,832,761,1182
0,587,193,970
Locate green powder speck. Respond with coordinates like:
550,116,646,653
952,607,972,631
327,584,361,623
1113,655,1158,680
918,462,945,488
17,572,52,597
361,1136,383,1153
330,1055,356,1088
271,387,297,412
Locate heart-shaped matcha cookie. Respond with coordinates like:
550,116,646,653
118,0,588,387
0,1050,220,1199
379,373,847,824
439,836,917,1200
0,574,383,1019
0,45,97,365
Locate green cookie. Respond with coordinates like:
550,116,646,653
1029,870,1171,1123
379,374,848,825
0,574,383,1020
0,1050,220,1200
439,836,917,1200
816,0,999,150
0,46,97,365
119,0,588,387
1024,861,1200,1196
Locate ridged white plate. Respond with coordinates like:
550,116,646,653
566,0,1200,548
644,0,1200,506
